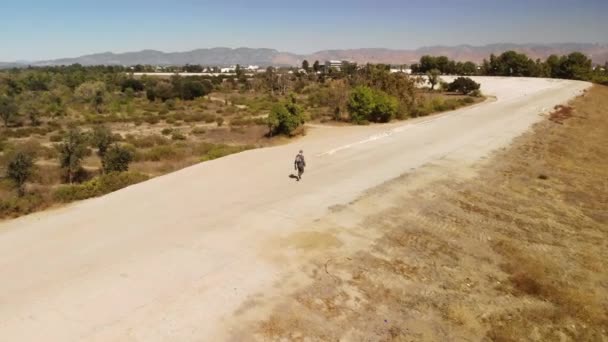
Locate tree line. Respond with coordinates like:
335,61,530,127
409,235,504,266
412,50,607,83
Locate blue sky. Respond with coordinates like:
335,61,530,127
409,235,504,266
1,0,606,61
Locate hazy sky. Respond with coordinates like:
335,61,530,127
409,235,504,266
1,0,606,61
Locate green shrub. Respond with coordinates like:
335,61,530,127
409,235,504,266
138,145,183,161
267,95,305,136
0,193,46,218
54,172,149,202
161,128,173,135
127,134,169,148
347,86,398,123
102,145,133,173
200,144,253,161
216,117,224,127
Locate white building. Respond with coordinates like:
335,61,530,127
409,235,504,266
220,65,237,73
390,67,412,74
325,60,343,71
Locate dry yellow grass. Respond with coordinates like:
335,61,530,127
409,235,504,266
231,86,608,341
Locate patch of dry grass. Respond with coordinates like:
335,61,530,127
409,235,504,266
236,86,608,341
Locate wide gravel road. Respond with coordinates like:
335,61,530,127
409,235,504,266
0,77,590,341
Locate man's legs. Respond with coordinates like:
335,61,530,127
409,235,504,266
298,167,304,180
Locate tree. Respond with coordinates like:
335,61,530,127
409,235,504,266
447,77,481,95
102,145,133,173
235,64,245,80
462,62,477,75
436,56,450,73
546,55,562,78
419,55,438,73
0,95,19,127
267,95,305,136
302,60,310,72
426,69,441,90
559,52,592,80
6,151,35,197
58,128,88,183
91,125,114,160
485,51,535,77
313,60,321,73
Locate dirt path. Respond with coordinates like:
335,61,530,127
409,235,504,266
0,77,591,340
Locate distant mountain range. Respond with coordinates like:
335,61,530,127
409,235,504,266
3,43,607,68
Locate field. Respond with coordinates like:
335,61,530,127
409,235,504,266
229,86,608,340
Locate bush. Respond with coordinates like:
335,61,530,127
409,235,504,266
161,128,173,136
127,134,169,148
191,127,206,135
102,145,133,173
216,117,224,127
470,89,482,97
199,144,253,161
203,114,216,123
347,86,398,124
49,133,63,142
267,95,305,136
138,145,183,162
447,77,481,95
54,172,149,202
171,132,187,141
144,116,160,125
0,193,46,218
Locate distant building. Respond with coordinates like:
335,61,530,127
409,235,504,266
390,66,412,74
220,65,237,73
325,60,343,71
323,60,357,72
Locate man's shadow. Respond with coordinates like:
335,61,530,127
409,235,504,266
288,174,300,181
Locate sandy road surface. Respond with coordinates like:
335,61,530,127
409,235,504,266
0,77,590,340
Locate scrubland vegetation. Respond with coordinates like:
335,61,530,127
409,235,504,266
1,49,603,219
0,62,483,218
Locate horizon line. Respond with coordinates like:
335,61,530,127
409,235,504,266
4,41,608,64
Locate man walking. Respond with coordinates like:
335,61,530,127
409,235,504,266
294,150,306,181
